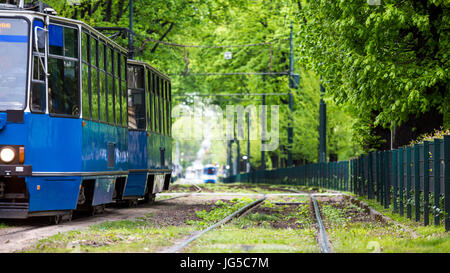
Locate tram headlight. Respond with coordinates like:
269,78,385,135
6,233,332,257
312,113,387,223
0,147,15,163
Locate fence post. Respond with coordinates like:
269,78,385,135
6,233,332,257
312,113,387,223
444,135,450,231
336,162,339,190
302,165,305,186
316,163,319,187
399,147,404,216
414,144,420,222
337,162,341,191
328,162,334,189
352,159,355,193
312,164,315,187
345,161,349,191
317,163,320,187
375,151,380,202
406,146,412,219
392,149,398,214
335,162,338,190
330,162,334,190
361,156,365,195
423,141,430,226
433,138,440,226
350,159,354,193
380,151,384,206
330,161,336,190
384,151,391,209
368,152,373,199
357,157,361,195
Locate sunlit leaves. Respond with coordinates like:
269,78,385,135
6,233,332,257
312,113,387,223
300,0,449,148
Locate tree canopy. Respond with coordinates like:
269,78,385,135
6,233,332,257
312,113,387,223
299,0,449,149
43,0,369,167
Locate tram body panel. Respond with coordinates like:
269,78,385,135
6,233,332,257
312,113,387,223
81,120,128,172
124,130,148,197
25,114,83,213
27,176,81,212
0,7,172,219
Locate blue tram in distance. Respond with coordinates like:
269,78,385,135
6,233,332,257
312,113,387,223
203,164,218,184
0,2,172,223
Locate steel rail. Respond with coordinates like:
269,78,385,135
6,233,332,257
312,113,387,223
310,195,332,253
287,189,332,253
155,184,202,202
162,194,267,253
155,184,202,203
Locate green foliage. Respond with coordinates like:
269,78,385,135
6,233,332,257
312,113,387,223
409,127,450,145
47,0,363,165
187,197,254,227
299,0,450,149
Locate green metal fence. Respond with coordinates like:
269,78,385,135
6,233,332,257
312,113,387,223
223,135,450,231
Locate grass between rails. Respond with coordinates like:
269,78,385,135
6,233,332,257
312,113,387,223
22,197,260,253
186,197,256,228
20,184,448,253
184,199,319,253
318,196,450,253
22,217,196,253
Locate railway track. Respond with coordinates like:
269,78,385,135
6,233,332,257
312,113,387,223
161,194,267,253
310,195,332,253
159,186,336,253
0,185,204,250
284,188,333,253
0,184,338,253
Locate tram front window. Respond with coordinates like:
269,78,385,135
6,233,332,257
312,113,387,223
0,18,29,111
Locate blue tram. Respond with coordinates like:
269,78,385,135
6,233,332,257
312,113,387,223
0,3,172,223
202,164,218,184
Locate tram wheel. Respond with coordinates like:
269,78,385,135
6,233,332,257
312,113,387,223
145,193,156,204
49,215,62,225
128,199,138,208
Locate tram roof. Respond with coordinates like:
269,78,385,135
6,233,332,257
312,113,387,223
127,59,171,82
0,9,128,55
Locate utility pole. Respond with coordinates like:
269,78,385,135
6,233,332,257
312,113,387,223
247,111,250,173
227,140,232,176
236,138,241,174
261,94,266,170
319,81,327,163
129,0,134,58
287,21,294,167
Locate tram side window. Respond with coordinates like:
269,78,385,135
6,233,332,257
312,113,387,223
107,74,114,124
167,81,171,136
31,20,46,113
121,55,127,127
81,31,90,119
99,41,106,122
115,52,121,126
164,80,168,135
147,70,153,132
128,66,146,130
152,73,156,132
146,70,151,131
48,24,79,117
155,75,161,134
168,82,172,136
90,37,99,121
159,79,166,135
107,47,114,124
